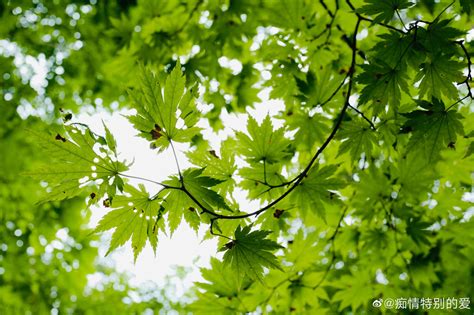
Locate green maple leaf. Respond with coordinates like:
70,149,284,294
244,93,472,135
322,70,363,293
263,0,306,30
295,67,345,106
460,0,472,14
465,141,474,158
127,62,201,151
337,120,377,161
163,168,230,218
285,230,323,270
102,122,117,154
332,272,376,311
94,184,165,261
162,168,231,235
188,292,238,315
419,19,465,54
232,64,261,111
406,217,432,246
196,257,252,297
361,228,390,250
164,189,201,236
410,259,439,289
286,111,331,150
370,31,419,68
353,166,392,216
403,99,464,161
219,225,283,282
256,205,291,235
358,61,410,113
415,54,464,100
394,153,437,199
182,168,230,211
358,0,413,23
236,115,292,164
28,124,128,203
186,139,237,195
239,162,286,201
290,165,345,220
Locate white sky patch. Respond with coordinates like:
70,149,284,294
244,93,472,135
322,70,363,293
76,110,219,291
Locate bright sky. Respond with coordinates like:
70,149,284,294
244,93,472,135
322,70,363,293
79,110,217,291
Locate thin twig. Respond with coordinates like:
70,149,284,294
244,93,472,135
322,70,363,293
348,104,376,130
395,9,408,31
169,141,182,180
319,0,334,18
345,0,405,34
446,94,470,111
119,173,178,189
320,74,349,107
209,218,233,240
433,0,455,22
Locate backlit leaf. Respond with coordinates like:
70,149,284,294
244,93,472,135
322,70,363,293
219,225,283,282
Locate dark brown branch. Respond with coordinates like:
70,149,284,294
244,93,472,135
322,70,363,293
319,0,335,18
202,17,362,221
455,40,473,99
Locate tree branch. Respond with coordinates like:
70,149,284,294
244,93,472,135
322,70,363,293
455,40,473,99
203,17,362,221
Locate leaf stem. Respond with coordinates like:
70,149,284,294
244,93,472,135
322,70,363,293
348,104,376,130
446,94,470,111
209,218,233,241
345,0,405,34
119,173,179,189
169,141,183,180
395,9,408,31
